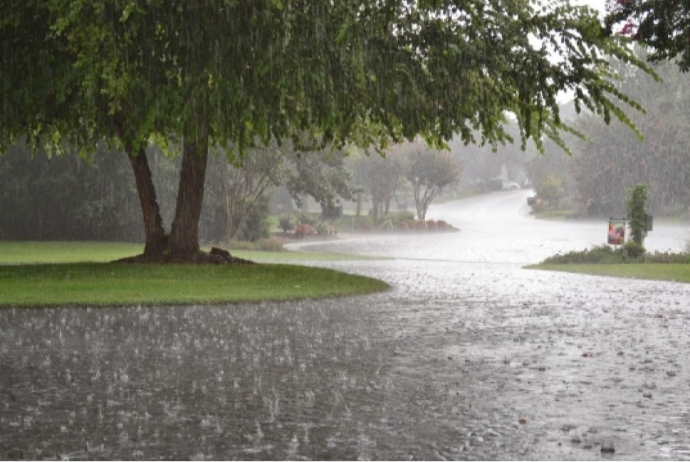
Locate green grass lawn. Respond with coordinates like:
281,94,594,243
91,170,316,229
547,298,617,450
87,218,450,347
0,241,380,264
0,241,389,307
527,263,690,284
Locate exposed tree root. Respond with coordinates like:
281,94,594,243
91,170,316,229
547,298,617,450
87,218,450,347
116,247,255,265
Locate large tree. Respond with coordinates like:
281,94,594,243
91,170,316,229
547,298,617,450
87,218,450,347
1,0,650,262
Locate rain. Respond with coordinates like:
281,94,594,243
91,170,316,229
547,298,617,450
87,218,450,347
3,1,690,461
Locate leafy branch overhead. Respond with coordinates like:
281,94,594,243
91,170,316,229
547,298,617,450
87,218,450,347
2,0,651,152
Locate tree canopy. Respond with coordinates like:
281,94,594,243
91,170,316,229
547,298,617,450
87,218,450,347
606,0,690,71
1,0,651,261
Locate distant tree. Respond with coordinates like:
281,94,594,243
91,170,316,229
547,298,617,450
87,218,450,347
351,150,406,222
401,143,461,220
0,141,174,241
284,147,356,215
231,194,272,242
523,115,579,202
570,51,690,216
219,144,283,244
449,122,535,191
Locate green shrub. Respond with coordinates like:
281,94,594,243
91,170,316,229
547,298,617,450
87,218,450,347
359,218,374,231
623,241,646,259
538,175,565,208
278,215,295,233
331,216,372,232
387,210,416,222
644,251,690,264
233,195,272,242
542,243,690,265
331,216,351,232
226,237,286,252
381,219,394,231
542,245,630,264
530,202,547,215
315,222,330,236
627,183,650,246
401,218,417,229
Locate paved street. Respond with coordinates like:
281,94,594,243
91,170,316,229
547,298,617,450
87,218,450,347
2,191,690,460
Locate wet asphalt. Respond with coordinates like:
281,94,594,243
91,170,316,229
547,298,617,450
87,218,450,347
1,190,690,460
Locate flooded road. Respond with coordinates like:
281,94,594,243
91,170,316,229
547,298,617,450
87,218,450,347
314,189,688,265
2,191,690,460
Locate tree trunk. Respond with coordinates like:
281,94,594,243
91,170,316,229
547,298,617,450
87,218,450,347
372,199,380,223
414,187,425,220
127,146,166,259
221,163,234,245
169,126,209,260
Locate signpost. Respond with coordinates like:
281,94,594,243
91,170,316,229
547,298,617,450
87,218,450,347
608,218,626,245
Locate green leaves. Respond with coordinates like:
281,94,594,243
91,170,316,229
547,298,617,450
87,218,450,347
3,0,653,161
627,183,650,245
607,0,690,72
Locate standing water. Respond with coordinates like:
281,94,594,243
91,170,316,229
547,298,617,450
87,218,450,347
2,190,690,460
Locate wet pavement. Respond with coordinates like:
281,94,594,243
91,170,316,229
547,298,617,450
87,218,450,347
2,190,690,460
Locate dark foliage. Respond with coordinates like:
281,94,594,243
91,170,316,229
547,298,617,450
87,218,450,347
0,142,143,241
542,242,690,264
0,143,269,243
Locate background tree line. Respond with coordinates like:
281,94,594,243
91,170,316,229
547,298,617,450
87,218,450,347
0,138,463,241
0,140,351,242
523,48,690,218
